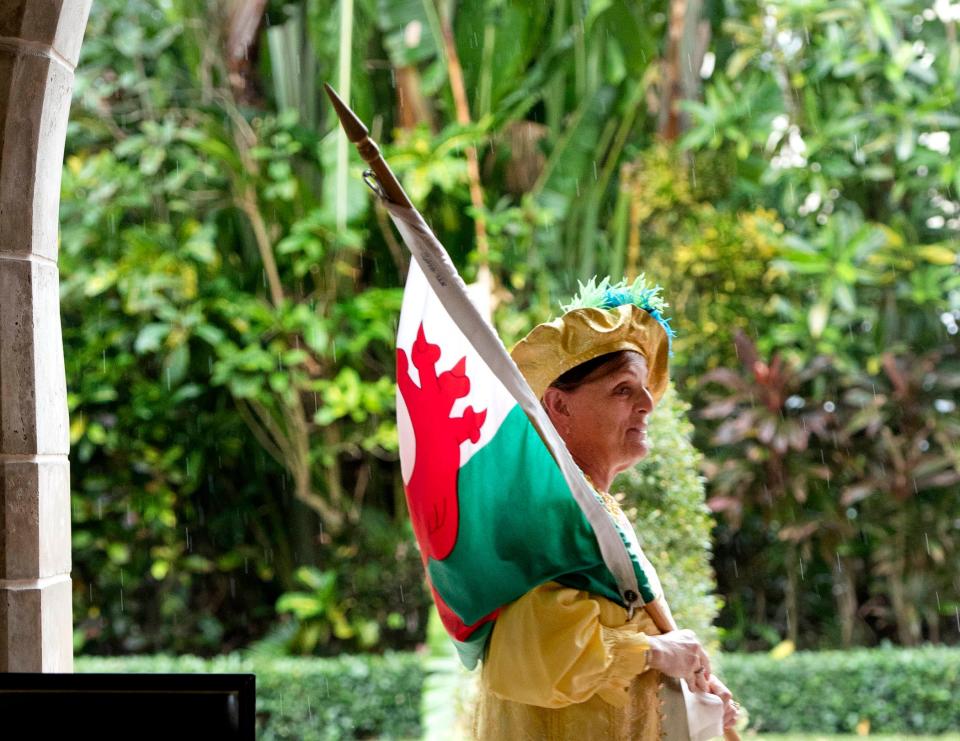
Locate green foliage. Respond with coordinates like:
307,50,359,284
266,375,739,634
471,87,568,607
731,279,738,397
274,566,381,653
667,0,960,651
687,0,960,217
75,653,424,740
65,0,425,656
617,384,721,644
610,143,789,382
720,646,960,735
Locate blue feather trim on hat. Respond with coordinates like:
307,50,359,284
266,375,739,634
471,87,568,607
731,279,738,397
560,276,677,355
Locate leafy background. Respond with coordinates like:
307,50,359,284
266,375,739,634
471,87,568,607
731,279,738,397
64,0,959,663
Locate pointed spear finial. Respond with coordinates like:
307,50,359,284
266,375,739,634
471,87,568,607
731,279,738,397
323,83,412,208
324,83,369,143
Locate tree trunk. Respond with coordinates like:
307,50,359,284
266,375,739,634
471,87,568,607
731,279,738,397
784,542,799,646
659,0,710,141
833,554,859,647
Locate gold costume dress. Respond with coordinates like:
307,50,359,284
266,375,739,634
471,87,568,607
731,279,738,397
473,495,686,741
473,581,667,740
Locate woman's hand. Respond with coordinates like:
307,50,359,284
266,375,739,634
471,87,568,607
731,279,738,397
707,674,741,730
647,631,741,730
645,629,712,691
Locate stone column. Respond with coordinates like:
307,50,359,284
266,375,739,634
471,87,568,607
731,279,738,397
0,0,92,672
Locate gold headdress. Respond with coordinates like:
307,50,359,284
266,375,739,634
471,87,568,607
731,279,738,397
511,277,675,402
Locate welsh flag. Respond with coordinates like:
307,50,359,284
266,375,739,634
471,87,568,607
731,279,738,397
388,202,661,669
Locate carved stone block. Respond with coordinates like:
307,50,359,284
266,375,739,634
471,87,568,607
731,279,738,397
0,459,71,580
0,577,72,672
0,259,69,455
0,1,92,67
0,50,74,260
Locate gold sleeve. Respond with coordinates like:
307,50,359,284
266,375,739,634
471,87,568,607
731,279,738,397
481,581,653,709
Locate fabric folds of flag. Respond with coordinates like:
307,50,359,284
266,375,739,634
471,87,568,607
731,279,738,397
390,202,662,669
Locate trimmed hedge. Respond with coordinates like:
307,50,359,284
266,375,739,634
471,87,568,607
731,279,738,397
76,653,424,740
77,646,960,737
719,646,960,735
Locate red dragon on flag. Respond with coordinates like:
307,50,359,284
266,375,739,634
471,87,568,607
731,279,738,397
396,325,486,562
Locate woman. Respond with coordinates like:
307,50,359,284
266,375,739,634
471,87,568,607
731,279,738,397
473,279,740,739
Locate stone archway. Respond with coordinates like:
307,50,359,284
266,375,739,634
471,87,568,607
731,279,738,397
0,0,92,672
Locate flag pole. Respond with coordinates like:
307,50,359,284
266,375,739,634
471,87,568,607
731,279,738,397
324,83,740,741
323,83,413,209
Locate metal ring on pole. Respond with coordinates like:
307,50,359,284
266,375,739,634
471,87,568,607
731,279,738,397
362,169,387,200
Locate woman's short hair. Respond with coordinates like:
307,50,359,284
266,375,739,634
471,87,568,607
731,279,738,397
549,350,644,392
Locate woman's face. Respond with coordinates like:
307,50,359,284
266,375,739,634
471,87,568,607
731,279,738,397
543,353,655,482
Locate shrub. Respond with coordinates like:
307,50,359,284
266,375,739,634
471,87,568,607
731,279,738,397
76,653,424,740
719,645,960,735
617,383,722,645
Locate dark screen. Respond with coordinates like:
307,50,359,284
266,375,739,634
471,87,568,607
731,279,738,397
0,673,255,740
